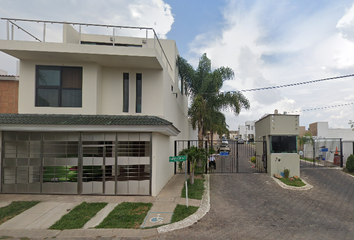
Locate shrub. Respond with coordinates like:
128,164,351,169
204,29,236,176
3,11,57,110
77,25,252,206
250,156,256,163
346,154,354,172
283,168,290,178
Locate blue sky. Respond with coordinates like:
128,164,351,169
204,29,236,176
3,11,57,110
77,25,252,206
1,0,354,130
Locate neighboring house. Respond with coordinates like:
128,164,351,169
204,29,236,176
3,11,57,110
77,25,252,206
229,130,238,139
238,120,255,141
0,71,19,114
309,122,354,140
0,19,193,196
303,122,354,164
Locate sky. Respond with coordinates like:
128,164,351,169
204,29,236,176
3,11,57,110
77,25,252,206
1,0,354,131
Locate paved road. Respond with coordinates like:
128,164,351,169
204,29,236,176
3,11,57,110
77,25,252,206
212,142,260,174
154,168,354,240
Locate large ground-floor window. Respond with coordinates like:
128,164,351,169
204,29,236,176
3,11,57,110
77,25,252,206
1,132,151,195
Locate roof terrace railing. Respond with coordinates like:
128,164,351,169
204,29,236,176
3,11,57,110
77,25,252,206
1,18,173,71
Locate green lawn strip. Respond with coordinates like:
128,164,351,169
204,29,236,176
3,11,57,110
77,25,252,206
171,204,198,223
50,202,107,230
96,202,152,229
342,168,354,176
0,201,40,225
181,178,205,200
279,178,306,187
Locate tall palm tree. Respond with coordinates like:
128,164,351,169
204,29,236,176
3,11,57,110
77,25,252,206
177,53,250,144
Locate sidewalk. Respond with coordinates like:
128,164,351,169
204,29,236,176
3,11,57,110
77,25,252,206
0,174,210,239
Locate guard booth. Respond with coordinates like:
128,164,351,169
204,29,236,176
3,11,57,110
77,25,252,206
255,113,300,177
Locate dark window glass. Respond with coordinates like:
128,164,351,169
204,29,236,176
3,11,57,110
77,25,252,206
61,89,82,107
37,89,59,107
271,136,297,153
136,73,142,113
123,73,129,112
38,68,60,86
36,66,82,107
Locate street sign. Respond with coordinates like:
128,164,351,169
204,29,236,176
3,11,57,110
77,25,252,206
320,148,328,152
220,152,229,156
169,155,187,162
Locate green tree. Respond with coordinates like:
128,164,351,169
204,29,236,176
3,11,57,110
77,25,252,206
179,146,207,185
204,110,228,151
177,53,250,145
298,132,314,152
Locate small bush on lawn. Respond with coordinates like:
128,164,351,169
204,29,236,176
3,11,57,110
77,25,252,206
250,156,256,163
346,154,354,172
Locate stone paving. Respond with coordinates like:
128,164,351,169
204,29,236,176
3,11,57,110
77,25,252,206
1,167,354,239
154,168,354,240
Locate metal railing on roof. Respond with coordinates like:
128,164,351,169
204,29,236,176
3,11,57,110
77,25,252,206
1,18,173,71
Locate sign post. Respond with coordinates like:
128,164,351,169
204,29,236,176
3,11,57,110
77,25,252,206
169,155,188,207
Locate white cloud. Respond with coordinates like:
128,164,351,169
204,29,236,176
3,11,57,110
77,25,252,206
186,0,354,130
337,2,354,42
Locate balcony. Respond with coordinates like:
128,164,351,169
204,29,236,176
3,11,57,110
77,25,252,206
0,18,173,73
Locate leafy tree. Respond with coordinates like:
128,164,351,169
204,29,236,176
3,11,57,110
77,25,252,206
179,146,207,185
298,132,314,151
177,54,250,145
349,120,354,130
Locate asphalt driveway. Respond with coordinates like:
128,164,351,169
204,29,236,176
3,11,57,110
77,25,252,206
155,168,354,240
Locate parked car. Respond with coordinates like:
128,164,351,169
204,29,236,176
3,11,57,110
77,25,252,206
238,139,244,144
43,166,103,182
218,142,231,153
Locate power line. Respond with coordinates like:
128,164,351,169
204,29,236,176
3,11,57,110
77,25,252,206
227,73,354,93
285,102,354,114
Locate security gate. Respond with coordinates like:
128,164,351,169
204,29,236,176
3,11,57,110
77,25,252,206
174,140,266,174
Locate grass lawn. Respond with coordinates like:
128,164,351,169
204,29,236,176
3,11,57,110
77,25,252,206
0,201,40,225
279,177,306,187
50,202,107,230
342,168,354,176
300,157,314,162
96,202,152,229
171,204,199,223
181,177,205,200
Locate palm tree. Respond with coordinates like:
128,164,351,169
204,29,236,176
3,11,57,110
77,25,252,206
177,53,250,145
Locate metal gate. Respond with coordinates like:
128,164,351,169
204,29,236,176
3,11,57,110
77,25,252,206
300,138,343,169
174,140,266,174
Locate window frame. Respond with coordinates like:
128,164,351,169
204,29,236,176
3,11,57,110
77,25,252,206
123,73,129,112
136,73,142,113
35,65,82,108
270,135,297,153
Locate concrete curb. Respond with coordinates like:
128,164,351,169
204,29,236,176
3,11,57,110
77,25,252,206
272,176,313,191
157,174,210,233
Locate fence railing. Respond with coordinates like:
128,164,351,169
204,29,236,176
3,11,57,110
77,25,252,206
1,18,173,74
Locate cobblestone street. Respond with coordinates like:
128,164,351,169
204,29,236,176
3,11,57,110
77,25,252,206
154,168,354,240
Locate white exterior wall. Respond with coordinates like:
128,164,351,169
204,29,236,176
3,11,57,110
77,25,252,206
18,60,101,115
238,125,246,139
100,68,164,116
317,122,354,141
151,132,174,196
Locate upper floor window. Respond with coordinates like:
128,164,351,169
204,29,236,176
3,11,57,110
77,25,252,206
136,73,142,113
36,66,82,107
123,73,129,112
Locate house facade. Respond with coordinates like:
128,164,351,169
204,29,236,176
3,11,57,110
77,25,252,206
0,20,192,196
238,120,255,141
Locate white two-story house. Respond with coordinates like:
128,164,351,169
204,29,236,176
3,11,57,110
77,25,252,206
0,19,192,196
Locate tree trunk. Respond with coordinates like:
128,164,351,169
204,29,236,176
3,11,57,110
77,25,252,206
211,129,214,153
189,168,195,185
198,119,203,149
